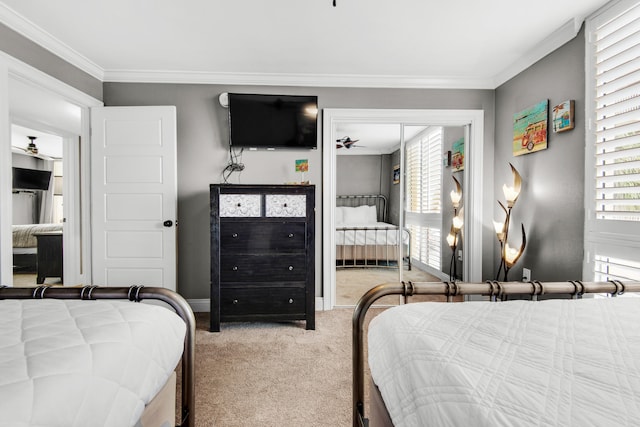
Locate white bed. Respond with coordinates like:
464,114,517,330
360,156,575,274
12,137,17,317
336,197,410,269
0,296,188,427
367,295,640,427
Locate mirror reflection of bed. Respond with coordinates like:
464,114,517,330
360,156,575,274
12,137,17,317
334,123,467,306
12,126,64,287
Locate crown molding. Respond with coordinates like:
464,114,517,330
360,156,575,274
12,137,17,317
1,2,587,90
0,2,104,81
492,18,582,88
102,69,497,89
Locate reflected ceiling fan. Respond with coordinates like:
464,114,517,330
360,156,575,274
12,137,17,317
13,136,55,160
336,136,364,149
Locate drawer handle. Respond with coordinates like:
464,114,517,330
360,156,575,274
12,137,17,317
232,233,238,238
233,299,238,304
288,233,294,238
288,265,294,271
288,298,294,304
232,266,238,271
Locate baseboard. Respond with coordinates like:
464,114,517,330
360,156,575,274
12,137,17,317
187,297,326,313
187,298,210,313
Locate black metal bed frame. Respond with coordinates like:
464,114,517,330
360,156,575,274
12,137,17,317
0,285,196,427
352,280,640,427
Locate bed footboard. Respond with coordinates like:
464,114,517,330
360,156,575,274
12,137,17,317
0,285,196,427
336,226,411,270
352,280,640,427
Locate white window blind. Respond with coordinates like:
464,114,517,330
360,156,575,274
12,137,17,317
405,128,442,214
405,127,443,270
595,254,640,281
585,0,640,281
593,1,640,221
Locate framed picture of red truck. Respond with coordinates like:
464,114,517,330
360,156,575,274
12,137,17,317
513,100,548,156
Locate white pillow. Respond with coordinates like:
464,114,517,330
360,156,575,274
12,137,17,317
342,205,378,224
364,205,378,223
335,206,345,224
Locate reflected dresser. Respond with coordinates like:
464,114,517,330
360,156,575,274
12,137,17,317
209,184,315,332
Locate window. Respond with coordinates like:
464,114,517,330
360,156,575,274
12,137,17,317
585,0,640,281
405,127,443,270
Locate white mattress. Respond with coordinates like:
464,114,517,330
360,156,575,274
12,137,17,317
368,298,640,427
0,299,186,427
336,222,401,246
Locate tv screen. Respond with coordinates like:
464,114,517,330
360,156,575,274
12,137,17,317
12,167,52,191
228,93,318,149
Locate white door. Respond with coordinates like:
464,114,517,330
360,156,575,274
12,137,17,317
90,106,177,291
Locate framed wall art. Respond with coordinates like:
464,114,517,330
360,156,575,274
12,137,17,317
513,100,548,156
552,100,575,132
393,164,400,184
452,138,464,171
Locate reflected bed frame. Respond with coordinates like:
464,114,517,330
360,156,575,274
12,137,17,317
352,280,640,427
0,285,196,427
336,194,411,270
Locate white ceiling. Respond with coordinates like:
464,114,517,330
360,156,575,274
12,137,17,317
0,0,609,88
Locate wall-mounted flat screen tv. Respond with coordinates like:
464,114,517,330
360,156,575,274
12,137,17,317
12,167,52,191
228,93,318,149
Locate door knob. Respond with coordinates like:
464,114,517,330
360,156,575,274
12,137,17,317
163,220,173,227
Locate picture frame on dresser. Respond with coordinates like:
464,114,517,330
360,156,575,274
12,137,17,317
209,184,315,332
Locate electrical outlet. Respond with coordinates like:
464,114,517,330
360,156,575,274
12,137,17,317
522,268,531,282
457,250,463,261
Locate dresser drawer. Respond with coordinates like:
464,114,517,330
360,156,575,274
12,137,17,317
219,194,261,217
265,194,307,217
220,287,306,317
220,254,307,281
220,222,306,251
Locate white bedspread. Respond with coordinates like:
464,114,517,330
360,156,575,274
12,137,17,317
0,299,186,427
369,298,640,427
12,223,63,248
336,222,401,246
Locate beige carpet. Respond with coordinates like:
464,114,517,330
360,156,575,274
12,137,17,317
12,272,62,287
336,267,440,306
190,309,383,427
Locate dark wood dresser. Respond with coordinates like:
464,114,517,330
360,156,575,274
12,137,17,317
35,231,63,284
209,184,315,332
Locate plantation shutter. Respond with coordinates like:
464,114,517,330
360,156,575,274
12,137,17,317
404,127,442,270
585,0,640,283
406,141,421,213
593,1,640,221
421,129,442,214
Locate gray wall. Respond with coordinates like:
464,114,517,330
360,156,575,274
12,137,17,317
0,24,103,101
389,150,401,226
336,154,389,198
103,83,495,300
493,27,586,282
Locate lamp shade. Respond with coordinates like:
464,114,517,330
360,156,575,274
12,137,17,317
446,233,456,248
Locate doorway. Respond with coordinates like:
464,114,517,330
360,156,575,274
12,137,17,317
10,124,66,286
0,54,101,286
322,109,484,310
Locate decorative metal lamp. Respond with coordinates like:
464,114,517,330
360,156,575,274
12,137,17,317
494,164,526,281
447,177,463,281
